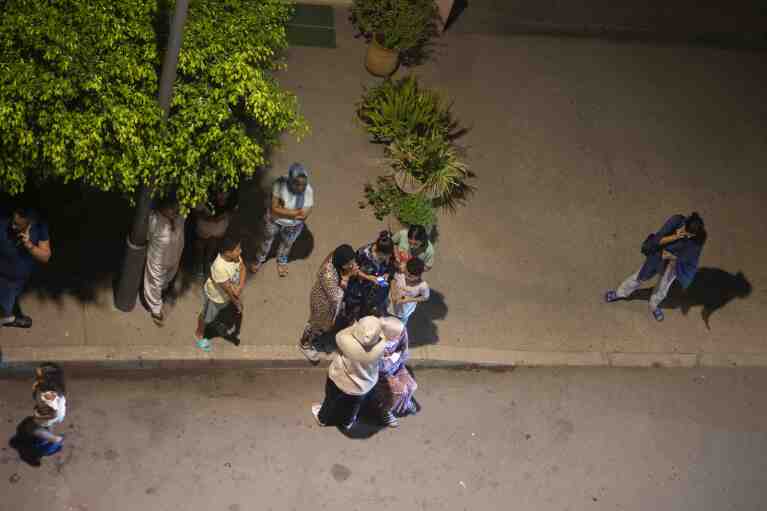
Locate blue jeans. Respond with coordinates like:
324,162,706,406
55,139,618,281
0,275,25,317
257,218,304,265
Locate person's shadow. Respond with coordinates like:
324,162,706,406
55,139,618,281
626,267,752,329
406,289,448,346
8,417,46,467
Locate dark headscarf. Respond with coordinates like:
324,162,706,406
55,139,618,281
332,244,355,274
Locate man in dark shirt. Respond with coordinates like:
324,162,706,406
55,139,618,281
0,208,52,328
605,212,705,322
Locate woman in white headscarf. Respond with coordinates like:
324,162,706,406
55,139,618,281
311,316,385,431
250,162,313,278
375,317,418,427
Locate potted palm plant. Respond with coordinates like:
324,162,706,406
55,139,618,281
350,0,440,76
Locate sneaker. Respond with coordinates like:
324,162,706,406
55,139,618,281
311,404,326,426
196,338,212,352
299,342,320,365
382,411,400,428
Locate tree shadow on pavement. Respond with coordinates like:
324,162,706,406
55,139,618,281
4,184,132,304
625,267,752,329
407,288,448,346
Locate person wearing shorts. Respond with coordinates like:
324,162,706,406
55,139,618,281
195,237,245,351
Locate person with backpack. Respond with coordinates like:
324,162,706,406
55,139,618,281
605,212,706,322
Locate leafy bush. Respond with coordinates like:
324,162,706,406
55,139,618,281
364,176,436,226
387,134,474,212
357,75,458,144
0,0,307,209
350,0,439,52
395,190,437,227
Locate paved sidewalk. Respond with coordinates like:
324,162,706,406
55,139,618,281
2,8,767,369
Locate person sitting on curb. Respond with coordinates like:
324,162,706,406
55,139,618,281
0,207,52,328
249,163,313,278
605,212,706,322
195,236,246,351
10,363,67,466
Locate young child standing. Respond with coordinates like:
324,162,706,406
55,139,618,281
387,258,430,326
195,237,245,351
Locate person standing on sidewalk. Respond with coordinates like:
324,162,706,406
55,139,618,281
388,258,430,326
311,316,386,431
375,316,418,427
299,244,358,364
392,224,434,273
10,363,67,465
342,230,396,324
192,188,238,278
249,163,313,278
605,212,706,322
143,196,186,326
195,237,246,351
0,207,52,328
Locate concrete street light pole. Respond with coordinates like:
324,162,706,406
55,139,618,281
114,0,190,312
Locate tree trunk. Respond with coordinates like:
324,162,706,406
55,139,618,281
113,0,190,312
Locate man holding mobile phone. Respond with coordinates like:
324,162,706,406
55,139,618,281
0,207,52,328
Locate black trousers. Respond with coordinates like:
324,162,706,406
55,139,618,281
318,378,366,427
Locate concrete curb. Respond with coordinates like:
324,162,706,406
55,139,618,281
2,344,764,372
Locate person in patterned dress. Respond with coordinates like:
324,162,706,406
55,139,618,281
375,316,418,427
299,244,358,364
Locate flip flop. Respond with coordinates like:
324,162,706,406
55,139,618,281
651,308,664,322
604,290,619,303
248,261,263,274
195,338,212,352
277,263,289,278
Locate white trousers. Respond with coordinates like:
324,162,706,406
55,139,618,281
616,261,677,311
143,262,179,315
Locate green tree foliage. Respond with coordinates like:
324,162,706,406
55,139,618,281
0,0,307,208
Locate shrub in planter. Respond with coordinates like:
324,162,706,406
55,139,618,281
357,75,458,144
387,134,475,212
350,0,439,53
364,176,436,227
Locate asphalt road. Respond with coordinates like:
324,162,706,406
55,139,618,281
1,367,766,511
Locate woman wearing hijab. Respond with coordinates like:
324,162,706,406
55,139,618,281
299,244,359,364
375,317,418,427
250,162,314,278
311,316,386,431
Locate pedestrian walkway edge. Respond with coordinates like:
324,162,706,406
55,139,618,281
2,344,764,373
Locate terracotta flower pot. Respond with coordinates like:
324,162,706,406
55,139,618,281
365,36,399,77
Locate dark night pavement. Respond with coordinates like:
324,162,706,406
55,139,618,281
2,367,766,510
